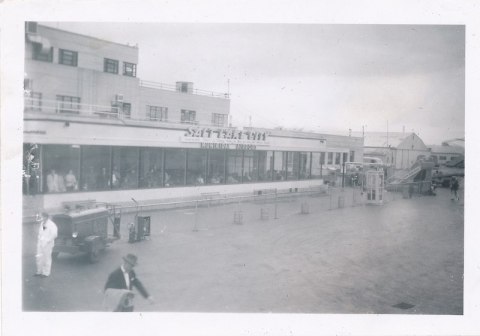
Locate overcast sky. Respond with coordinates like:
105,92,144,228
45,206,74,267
44,22,465,145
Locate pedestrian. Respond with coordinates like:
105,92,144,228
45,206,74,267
451,177,460,201
35,212,58,278
104,254,154,311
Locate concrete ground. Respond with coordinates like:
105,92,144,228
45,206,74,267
23,187,464,314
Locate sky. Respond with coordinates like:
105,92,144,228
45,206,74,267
44,22,465,145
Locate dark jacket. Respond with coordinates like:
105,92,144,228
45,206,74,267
105,267,149,299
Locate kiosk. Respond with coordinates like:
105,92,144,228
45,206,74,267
365,170,384,205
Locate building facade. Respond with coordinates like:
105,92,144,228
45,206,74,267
23,23,363,210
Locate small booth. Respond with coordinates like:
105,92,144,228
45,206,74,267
365,170,384,205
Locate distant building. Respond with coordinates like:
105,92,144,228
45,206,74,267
352,131,430,170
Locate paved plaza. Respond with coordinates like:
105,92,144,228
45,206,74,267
23,187,463,314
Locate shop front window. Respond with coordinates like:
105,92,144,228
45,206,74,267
226,150,243,184
327,152,333,165
287,152,300,180
80,146,111,191
243,151,258,182
207,150,225,184
165,149,186,187
311,152,323,178
257,151,273,181
113,147,139,189
139,148,163,188
335,153,341,165
187,149,207,186
299,152,311,179
273,151,286,180
42,145,81,193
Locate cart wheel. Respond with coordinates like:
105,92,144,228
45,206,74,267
88,245,100,263
52,252,59,260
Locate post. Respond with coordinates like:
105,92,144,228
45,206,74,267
342,162,346,189
274,188,278,219
193,200,199,232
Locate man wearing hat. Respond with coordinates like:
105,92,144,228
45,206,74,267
35,212,58,278
104,254,154,311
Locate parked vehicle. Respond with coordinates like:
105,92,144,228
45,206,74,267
52,207,119,263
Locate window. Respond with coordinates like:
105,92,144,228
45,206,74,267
299,152,311,179
56,95,81,114
181,109,196,124
181,82,189,92
273,151,286,180
349,150,355,163
287,152,300,180
104,58,119,74
33,43,53,62
258,151,274,181
122,103,131,119
335,153,341,165
123,62,137,77
311,153,323,178
207,150,225,184
59,49,78,66
113,147,139,189
439,156,447,160
147,106,168,121
226,150,243,184
139,148,164,188
165,149,186,187
41,145,81,193
320,152,326,165
243,151,258,182
26,92,42,111
186,149,207,186
212,113,227,127
327,152,333,165
343,153,348,165
80,146,111,191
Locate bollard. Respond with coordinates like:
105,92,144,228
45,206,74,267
233,210,243,225
300,201,309,214
260,207,269,220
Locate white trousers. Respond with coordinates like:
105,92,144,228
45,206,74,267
36,243,54,276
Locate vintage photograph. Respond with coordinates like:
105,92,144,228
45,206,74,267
20,21,465,315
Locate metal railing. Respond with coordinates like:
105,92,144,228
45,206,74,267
140,80,230,99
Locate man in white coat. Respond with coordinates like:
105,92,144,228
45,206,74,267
35,212,58,277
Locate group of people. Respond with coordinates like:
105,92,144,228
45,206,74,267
46,169,78,192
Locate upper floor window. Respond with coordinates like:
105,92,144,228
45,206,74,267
122,103,131,119
56,95,81,114
104,58,119,74
26,92,42,111
181,109,196,124
59,49,78,66
123,62,137,77
212,113,227,127
33,43,53,62
147,105,168,121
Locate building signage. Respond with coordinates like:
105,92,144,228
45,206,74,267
181,126,269,150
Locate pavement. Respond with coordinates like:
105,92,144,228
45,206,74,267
22,186,464,314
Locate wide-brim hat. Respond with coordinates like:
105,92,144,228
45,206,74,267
123,254,138,266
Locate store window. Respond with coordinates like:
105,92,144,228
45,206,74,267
187,149,207,186
181,109,196,124
207,150,225,184
164,149,186,187
299,152,311,179
343,152,348,165
42,145,81,193
311,152,323,178
104,58,119,74
80,146,111,191
335,153,341,165
212,113,227,127
147,105,168,121
349,150,355,163
273,151,286,180
257,151,273,181
226,150,243,184
287,152,300,180
112,147,139,189
123,62,137,77
243,151,258,182
139,148,163,188
327,152,333,165
59,49,78,66
33,43,53,62
56,95,81,114
320,152,326,165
